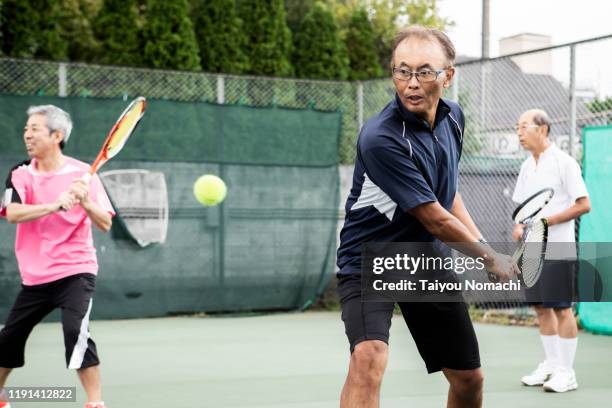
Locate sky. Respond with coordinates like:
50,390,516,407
438,0,612,97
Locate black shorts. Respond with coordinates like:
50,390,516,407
338,273,480,374
527,260,576,309
0,273,99,369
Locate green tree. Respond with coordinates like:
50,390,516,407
142,0,201,71
238,0,292,77
406,0,451,28
284,0,315,34
345,8,382,80
59,0,99,62
94,0,141,66
0,0,67,60
588,97,612,113
191,0,249,74
587,97,612,123
0,1,4,55
80,0,104,19
373,0,452,70
293,2,348,80
329,0,452,73
327,0,360,28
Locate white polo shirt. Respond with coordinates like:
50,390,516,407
512,144,588,259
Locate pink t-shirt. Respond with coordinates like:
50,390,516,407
0,157,115,286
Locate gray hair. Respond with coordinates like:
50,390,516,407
390,25,456,68
27,105,73,148
532,109,552,134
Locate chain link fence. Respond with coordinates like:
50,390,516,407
1,35,611,312
1,35,609,166
0,59,359,164
359,35,611,238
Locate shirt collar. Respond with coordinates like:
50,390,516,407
393,93,451,130
528,143,557,167
531,143,556,163
541,142,556,157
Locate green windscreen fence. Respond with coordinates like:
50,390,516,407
578,125,612,335
0,94,342,319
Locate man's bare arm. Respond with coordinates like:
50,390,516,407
450,192,484,240
546,196,591,226
409,201,519,280
5,192,77,223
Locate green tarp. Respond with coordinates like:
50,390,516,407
0,94,342,319
578,124,612,335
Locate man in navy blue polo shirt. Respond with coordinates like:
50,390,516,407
337,26,518,408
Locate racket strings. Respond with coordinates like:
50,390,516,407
520,220,547,287
106,100,145,159
521,255,544,287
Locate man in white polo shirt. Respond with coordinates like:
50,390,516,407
512,109,590,393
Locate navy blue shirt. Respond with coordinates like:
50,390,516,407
337,93,465,274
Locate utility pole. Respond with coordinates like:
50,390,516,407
482,0,490,58
479,0,490,135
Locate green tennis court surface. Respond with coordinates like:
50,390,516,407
6,311,611,407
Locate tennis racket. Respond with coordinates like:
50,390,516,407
512,188,554,225
61,97,146,209
488,188,553,287
511,217,549,287
85,96,146,180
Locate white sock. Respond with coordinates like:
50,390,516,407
540,334,560,368
558,337,578,370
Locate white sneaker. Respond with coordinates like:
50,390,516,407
521,362,554,386
543,367,578,392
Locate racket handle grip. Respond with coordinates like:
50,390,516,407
59,172,92,211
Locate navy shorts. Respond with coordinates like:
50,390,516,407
338,273,481,374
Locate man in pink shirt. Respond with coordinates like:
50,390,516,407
0,105,115,408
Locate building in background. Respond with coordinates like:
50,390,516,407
499,33,552,75
456,33,592,158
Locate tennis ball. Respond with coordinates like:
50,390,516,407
193,174,227,206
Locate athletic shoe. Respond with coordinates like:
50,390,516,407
543,367,578,392
85,402,105,408
0,389,9,408
521,361,554,386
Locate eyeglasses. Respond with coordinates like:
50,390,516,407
392,67,448,83
513,124,540,131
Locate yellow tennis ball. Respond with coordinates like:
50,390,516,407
193,174,227,206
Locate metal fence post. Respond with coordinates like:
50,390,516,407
215,74,226,307
569,44,577,158
357,82,363,131
452,67,459,102
479,62,487,135
217,74,225,104
58,63,67,97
